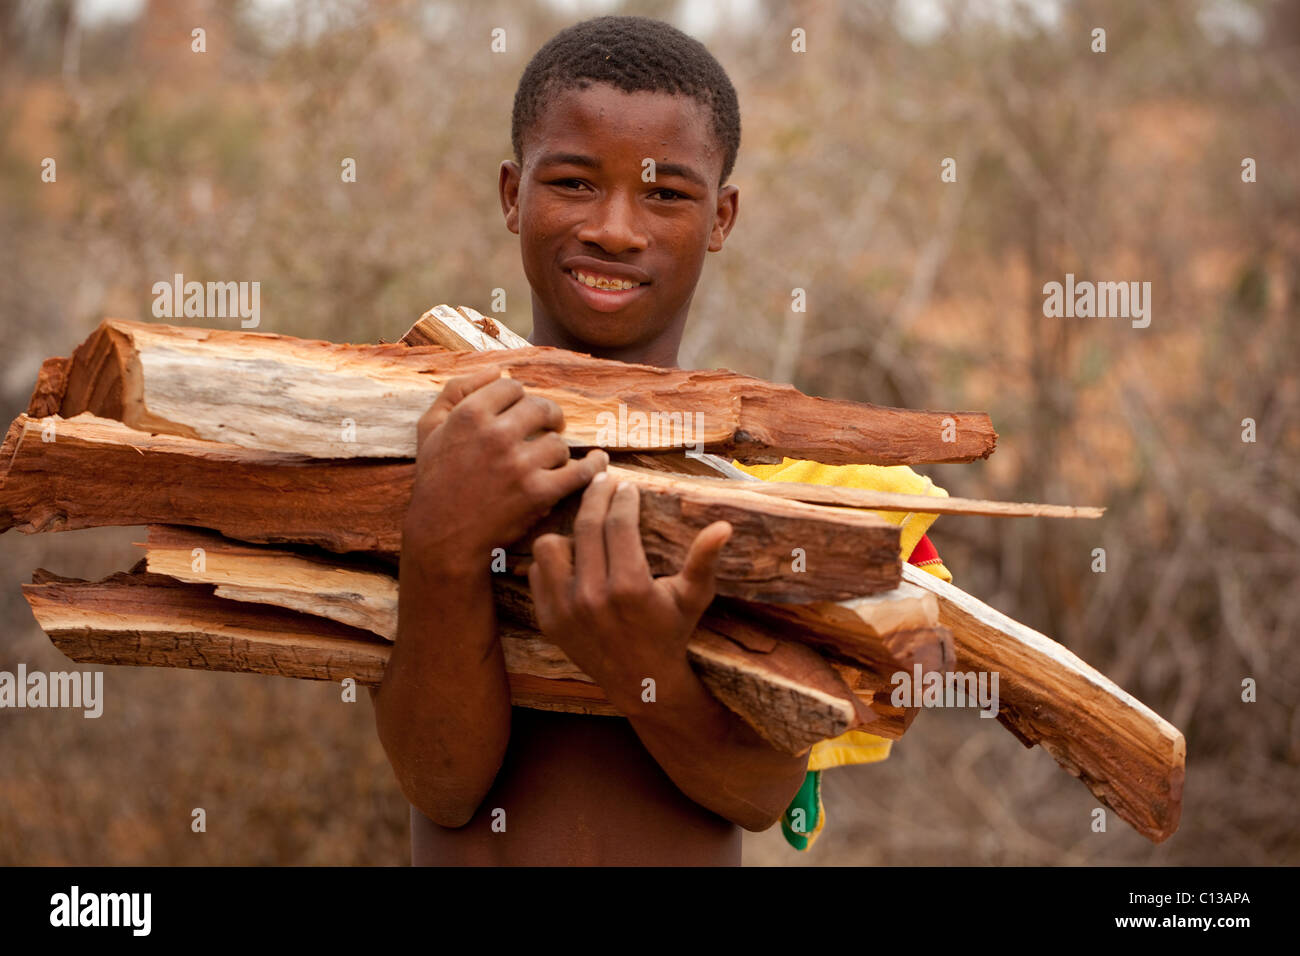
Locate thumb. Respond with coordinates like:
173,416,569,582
667,520,732,617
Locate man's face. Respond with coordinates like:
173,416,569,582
500,83,738,364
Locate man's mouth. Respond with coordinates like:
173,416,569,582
563,267,651,313
566,268,646,291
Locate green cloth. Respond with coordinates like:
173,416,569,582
780,770,821,850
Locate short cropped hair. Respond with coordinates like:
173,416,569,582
511,15,741,185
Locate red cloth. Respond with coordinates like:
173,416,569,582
908,533,941,567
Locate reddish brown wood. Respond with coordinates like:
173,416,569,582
23,569,616,713
43,319,997,466
0,413,905,604
25,356,71,418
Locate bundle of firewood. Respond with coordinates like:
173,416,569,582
0,305,1184,843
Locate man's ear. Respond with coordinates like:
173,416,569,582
708,183,739,252
500,160,522,235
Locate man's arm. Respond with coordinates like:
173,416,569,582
371,369,607,827
529,474,809,831
371,544,508,828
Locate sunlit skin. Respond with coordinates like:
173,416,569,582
376,82,807,866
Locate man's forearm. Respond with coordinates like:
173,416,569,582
371,554,511,828
613,661,810,831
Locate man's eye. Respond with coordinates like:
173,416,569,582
652,189,685,201
554,179,586,190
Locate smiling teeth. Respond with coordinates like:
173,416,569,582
573,270,641,290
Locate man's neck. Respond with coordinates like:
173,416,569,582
528,310,686,368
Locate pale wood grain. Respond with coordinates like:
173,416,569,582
900,562,1185,843
45,318,997,464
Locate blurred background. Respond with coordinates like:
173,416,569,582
1,0,1297,865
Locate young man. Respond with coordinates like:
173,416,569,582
371,16,951,866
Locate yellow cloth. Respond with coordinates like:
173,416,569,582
730,457,955,849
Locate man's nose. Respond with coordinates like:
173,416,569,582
576,190,648,252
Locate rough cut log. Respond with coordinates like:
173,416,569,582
899,563,1185,843
26,568,392,686
25,564,870,753
730,587,955,695
1,413,409,556
41,318,996,465
141,526,911,752
22,568,618,714
143,525,401,636
400,305,532,351
0,413,905,603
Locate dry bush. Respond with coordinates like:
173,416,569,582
1,0,1296,864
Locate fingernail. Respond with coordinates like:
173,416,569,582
591,472,608,484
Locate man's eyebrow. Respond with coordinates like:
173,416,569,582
537,152,601,170
653,161,709,190
536,152,709,190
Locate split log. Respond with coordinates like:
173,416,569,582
1,413,409,556
141,526,918,752
143,525,400,637
400,305,532,351
23,568,617,715
899,563,1185,843
0,413,906,603
728,587,955,695
25,563,875,753
41,318,996,465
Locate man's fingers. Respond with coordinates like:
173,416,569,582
667,520,733,617
530,532,574,587
528,448,609,505
529,532,574,625
520,430,572,472
416,367,503,446
573,470,617,598
501,393,565,439
605,481,651,591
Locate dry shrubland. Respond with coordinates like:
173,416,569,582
1,0,1297,865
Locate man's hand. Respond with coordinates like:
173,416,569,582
405,365,608,570
527,472,808,831
528,472,732,709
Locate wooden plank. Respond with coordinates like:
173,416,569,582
900,563,1185,843
1,413,905,603
620,466,1104,519
141,526,896,753
40,318,997,465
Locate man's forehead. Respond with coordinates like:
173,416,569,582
528,84,718,176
